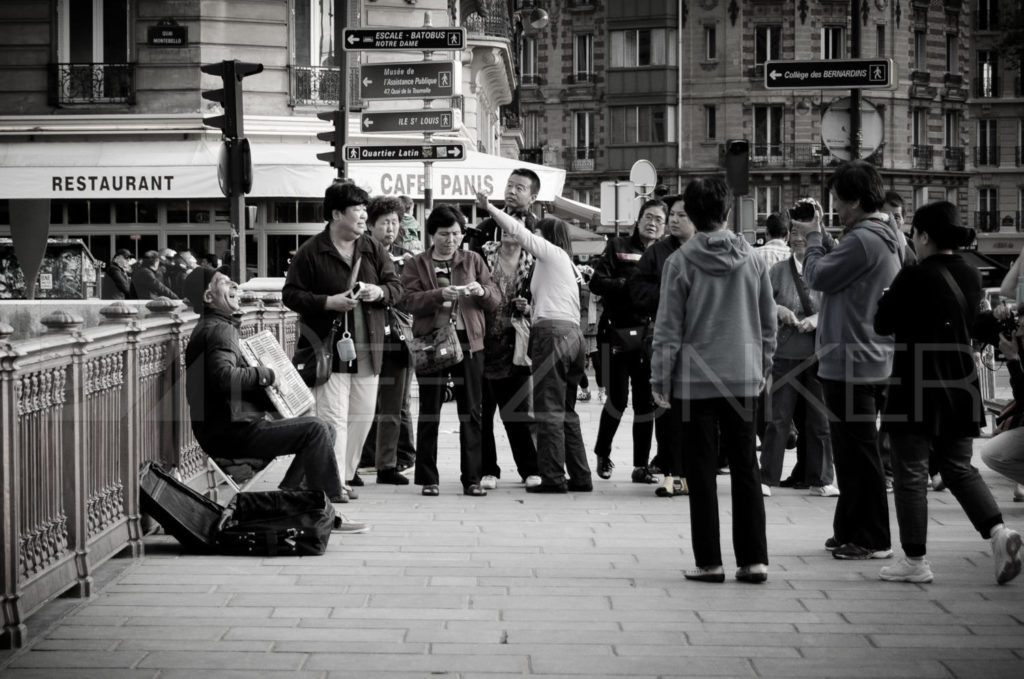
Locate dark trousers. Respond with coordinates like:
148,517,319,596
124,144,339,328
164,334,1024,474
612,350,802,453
761,356,833,487
360,352,416,470
531,321,590,486
821,379,892,551
594,345,656,467
679,396,767,569
891,433,1003,557
223,416,344,502
653,400,685,477
414,339,484,490
482,368,539,480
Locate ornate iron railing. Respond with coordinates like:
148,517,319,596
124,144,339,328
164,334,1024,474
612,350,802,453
50,63,135,105
974,145,1001,167
911,145,934,169
290,66,341,106
0,297,298,649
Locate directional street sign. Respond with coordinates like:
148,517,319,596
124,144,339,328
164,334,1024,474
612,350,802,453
343,28,466,51
359,61,455,100
360,109,455,134
764,58,895,90
343,144,465,162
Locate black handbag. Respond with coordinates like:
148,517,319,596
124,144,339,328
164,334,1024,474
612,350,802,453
292,318,341,388
387,305,414,349
408,302,464,374
215,490,336,557
609,324,649,354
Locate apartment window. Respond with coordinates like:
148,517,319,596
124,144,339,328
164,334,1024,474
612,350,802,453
945,110,960,146
978,187,998,232
913,108,928,145
294,0,333,67
821,25,845,59
945,34,958,74
521,36,538,83
978,0,999,30
610,105,677,144
522,112,541,149
610,28,678,67
704,25,717,61
876,24,886,57
755,186,783,226
57,0,131,103
573,33,594,80
573,111,594,157
978,50,998,97
914,31,927,71
705,105,717,140
755,25,781,66
978,119,998,166
753,105,783,159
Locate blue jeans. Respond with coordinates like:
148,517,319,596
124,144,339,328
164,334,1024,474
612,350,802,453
891,432,1003,556
482,368,539,480
530,321,590,486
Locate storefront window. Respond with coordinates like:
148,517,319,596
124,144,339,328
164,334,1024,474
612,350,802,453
0,200,8,225
114,200,158,224
266,233,316,277
270,200,322,223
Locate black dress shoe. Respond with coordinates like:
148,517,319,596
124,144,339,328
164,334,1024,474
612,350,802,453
567,480,593,492
349,472,364,487
376,468,410,485
779,476,797,488
526,481,568,494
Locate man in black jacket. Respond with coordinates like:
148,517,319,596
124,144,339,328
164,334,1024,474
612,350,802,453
131,250,179,300
465,168,539,256
101,248,133,299
183,266,366,532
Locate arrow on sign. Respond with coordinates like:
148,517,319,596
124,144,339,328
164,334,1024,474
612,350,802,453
769,69,781,81
362,77,372,87
451,146,462,157
364,118,374,128
346,34,360,46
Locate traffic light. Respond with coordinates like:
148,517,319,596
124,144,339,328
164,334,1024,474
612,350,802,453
724,139,750,196
201,60,263,139
316,110,344,169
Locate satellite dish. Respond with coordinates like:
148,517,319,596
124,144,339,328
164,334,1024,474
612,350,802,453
629,160,657,196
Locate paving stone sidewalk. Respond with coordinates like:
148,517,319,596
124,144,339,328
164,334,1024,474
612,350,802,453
2,397,1023,678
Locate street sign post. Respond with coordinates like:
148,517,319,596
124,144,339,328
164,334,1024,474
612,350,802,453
342,144,465,162
763,58,894,89
343,28,465,51
359,61,455,100
360,109,455,134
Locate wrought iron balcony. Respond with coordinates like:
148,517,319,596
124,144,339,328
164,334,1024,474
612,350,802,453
464,11,512,40
943,146,965,171
566,146,596,171
566,72,597,85
976,211,1000,233
50,63,135,105
911,145,934,169
290,66,340,106
974,145,1000,167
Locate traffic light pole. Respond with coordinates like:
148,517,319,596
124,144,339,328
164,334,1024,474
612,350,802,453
335,0,348,179
849,0,862,160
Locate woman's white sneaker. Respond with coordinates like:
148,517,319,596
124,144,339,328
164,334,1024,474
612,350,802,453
991,526,1023,585
879,557,933,583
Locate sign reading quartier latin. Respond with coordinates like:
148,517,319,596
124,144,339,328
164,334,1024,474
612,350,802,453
343,144,465,162
764,58,894,89
343,28,466,51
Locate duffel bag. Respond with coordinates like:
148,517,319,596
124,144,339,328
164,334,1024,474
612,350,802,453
215,490,335,556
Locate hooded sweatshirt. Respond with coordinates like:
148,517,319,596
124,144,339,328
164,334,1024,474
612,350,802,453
650,229,777,400
802,213,902,383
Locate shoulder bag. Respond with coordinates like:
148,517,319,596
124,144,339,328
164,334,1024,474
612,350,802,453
408,301,464,374
291,253,362,387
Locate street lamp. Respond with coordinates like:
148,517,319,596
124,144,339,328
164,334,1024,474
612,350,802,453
517,6,549,34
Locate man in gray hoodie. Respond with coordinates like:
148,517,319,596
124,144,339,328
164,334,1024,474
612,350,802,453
651,177,777,584
793,159,903,561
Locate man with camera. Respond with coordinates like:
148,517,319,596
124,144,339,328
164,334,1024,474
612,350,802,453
790,160,902,562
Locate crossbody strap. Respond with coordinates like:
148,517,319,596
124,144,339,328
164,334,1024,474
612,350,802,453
789,256,815,318
936,265,971,342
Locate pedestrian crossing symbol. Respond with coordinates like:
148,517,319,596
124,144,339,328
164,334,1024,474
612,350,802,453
870,64,887,82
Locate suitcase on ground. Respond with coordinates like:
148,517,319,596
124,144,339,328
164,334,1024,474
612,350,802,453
139,460,223,552
139,461,335,556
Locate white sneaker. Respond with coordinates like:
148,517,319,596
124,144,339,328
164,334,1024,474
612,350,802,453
809,484,840,497
524,475,542,488
331,512,369,534
761,483,772,497
879,557,934,583
480,475,498,490
1013,483,1024,502
991,526,1023,585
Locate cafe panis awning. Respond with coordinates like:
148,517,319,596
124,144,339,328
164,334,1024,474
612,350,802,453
0,140,565,202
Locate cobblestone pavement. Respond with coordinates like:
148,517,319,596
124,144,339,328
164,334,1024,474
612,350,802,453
2,395,1023,678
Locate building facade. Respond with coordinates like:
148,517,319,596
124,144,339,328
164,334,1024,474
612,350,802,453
0,0,547,283
520,0,1021,251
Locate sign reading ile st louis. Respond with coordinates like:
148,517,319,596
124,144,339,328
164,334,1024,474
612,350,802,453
343,28,465,51
360,110,455,134
343,144,465,162
359,62,455,100
764,58,895,90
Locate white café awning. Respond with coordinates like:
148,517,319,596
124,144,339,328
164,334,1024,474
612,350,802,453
0,140,565,202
